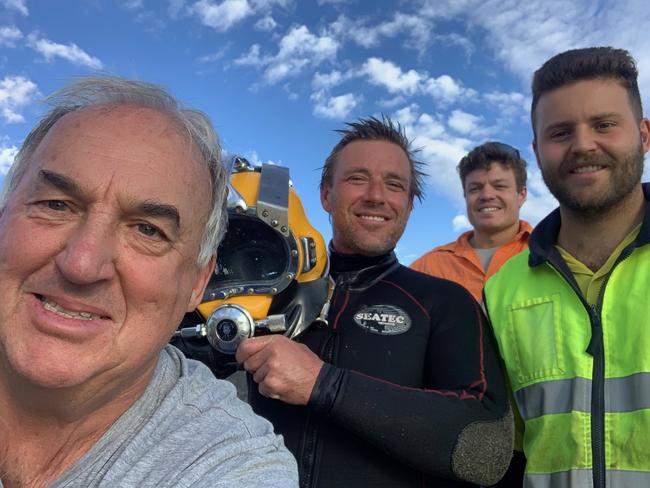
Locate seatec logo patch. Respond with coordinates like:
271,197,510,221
353,305,411,335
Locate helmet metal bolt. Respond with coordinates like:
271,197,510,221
281,226,287,233
262,210,269,217
271,219,279,227
286,273,294,280
271,287,278,294
247,288,254,294
291,249,298,257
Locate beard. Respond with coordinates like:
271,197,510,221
541,142,645,218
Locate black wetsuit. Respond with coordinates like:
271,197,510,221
249,250,512,487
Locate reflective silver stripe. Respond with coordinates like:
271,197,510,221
515,372,650,421
525,470,650,488
606,372,650,412
525,469,591,488
515,377,591,420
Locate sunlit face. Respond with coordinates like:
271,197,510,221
464,163,526,239
320,140,413,256
0,105,215,391
534,79,650,215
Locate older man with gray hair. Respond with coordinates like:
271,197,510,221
0,77,297,488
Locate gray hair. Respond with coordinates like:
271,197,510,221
1,76,228,267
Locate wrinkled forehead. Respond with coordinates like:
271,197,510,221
24,104,213,228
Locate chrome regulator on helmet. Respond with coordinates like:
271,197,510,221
172,157,330,375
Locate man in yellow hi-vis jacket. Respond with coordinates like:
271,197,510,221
485,46,650,488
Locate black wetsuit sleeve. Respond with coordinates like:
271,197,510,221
308,284,513,486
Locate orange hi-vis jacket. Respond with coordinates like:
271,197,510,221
410,221,532,302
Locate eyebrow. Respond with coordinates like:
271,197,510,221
39,169,86,199
344,166,408,181
543,112,621,133
38,170,181,231
135,201,181,230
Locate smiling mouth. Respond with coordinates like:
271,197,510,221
478,207,500,213
571,165,605,174
359,215,387,222
36,294,107,321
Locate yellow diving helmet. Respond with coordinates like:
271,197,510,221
174,157,329,365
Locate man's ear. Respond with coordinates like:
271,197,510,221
518,186,527,208
320,184,332,213
532,138,540,167
640,118,650,152
187,255,216,312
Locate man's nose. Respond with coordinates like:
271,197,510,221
478,185,496,200
55,217,117,284
571,125,598,154
364,179,386,204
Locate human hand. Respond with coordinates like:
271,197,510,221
236,335,324,405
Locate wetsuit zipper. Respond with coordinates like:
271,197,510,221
299,282,345,488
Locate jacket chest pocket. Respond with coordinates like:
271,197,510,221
506,294,565,384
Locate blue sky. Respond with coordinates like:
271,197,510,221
2,0,650,263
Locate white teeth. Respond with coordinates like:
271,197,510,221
573,165,603,174
42,297,100,320
479,207,499,213
360,215,386,221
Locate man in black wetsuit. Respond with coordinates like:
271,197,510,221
236,116,513,487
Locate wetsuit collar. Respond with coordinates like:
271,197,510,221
329,243,398,288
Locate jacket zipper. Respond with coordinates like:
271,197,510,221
547,244,635,488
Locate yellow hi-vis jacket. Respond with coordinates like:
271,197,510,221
484,188,650,488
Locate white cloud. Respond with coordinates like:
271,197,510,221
255,15,277,31
424,74,477,104
328,13,432,52
234,43,262,66
311,68,357,90
452,214,471,232
0,25,22,47
197,43,231,63
235,25,339,84
251,0,292,8
27,34,103,69
362,58,423,95
1,0,28,15
376,95,407,109
484,90,529,118
448,109,483,135
360,57,474,104
419,0,650,110
0,75,38,124
0,141,18,175
311,90,358,119
121,0,144,10
190,0,253,32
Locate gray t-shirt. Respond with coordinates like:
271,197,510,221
1,346,298,488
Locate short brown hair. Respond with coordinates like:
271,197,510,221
457,141,527,192
320,115,427,202
531,47,643,135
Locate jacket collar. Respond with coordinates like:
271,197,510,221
528,182,650,267
439,220,532,256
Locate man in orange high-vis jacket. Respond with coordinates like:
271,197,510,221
411,141,530,303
